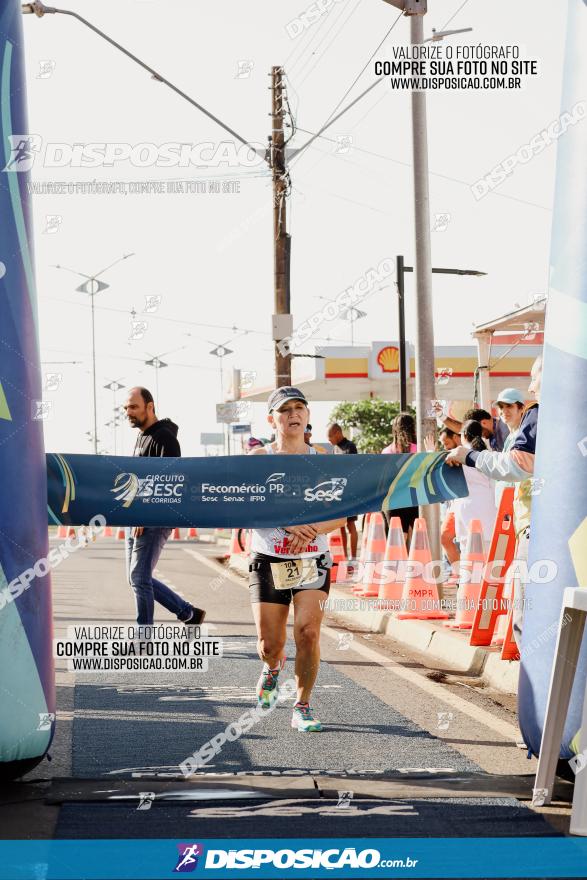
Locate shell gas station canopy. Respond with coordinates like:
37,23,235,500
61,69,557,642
242,298,546,415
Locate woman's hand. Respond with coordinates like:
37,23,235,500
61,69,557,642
424,432,437,453
284,524,318,555
445,446,469,467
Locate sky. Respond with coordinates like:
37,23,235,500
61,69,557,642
20,0,568,455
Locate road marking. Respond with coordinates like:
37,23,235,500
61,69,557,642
183,546,520,743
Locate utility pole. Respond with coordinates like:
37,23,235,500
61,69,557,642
270,66,292,388
396,255,407,411
408,10,441,562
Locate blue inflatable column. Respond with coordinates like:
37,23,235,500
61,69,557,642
0,0,55,778
519,0,587,757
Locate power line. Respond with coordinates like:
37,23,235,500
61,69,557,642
283,0,349,74
288,0,354,77
43,296,272,337
295,7,403,160
442,0,472,30
290,77,385,163
293,126,550,211
295,0,365,85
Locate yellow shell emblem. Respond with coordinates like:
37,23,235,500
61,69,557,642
376,346,400,373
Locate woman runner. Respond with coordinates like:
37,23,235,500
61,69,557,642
248,386,346,732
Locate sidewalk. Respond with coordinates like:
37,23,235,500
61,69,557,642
223,546,520,696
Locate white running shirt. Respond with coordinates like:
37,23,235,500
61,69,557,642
250,444,329,558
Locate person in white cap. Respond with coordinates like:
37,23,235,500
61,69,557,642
494,388,526,506
247,386,346,732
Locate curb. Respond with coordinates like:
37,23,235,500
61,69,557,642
324,584,520,695
223,549,519,695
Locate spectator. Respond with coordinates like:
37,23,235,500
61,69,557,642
304,423,327,454
453,420,497,555
122,386,205,634
326,423,358,558
446,356,542,646
439,427,461,451
493,388,526,505
381,413,419,545
246,437,264,453
439,429,462,579
442,407,509,451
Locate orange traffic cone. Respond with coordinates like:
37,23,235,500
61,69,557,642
337,515,367,586
328,530,346,581
227,528,246,559
57,525,67,538
351,514,373,592
378,516,408,609
445,520,486,630
396,518,449,620
170,528,182,540
500,570,521,661
116,527,126,540
187,527,199,539
494,566,516,647
356,513,387,597
469,488,516,647
103,526,114,538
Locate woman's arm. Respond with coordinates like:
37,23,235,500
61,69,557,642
284,518,347,554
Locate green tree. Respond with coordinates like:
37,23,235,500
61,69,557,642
329,400,415,453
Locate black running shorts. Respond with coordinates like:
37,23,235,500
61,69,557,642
248,552,332,605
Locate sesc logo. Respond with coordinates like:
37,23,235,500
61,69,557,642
304,477,347,503
112,472,185,507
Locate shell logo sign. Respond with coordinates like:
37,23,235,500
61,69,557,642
376,345,400,373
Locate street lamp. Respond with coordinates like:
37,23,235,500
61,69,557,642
210,342,234,455
315,295,368,346
103,379,124,453
53,253,134,454
395,257,487,411
379,0,474,563
144,346,187,409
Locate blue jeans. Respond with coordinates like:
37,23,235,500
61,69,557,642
125,527,192,626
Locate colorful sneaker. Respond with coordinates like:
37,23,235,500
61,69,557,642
256,657,286,709
291,701,322,732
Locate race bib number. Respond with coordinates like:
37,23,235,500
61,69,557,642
270,558,319,590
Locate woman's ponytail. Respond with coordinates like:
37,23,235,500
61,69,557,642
462,418,487,453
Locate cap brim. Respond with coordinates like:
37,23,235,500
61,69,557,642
270,396,308,412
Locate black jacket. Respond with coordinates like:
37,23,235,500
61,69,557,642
133,418,180,457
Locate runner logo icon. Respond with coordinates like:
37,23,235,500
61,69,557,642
174,843,204,872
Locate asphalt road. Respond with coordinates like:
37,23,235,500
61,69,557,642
2,533,573,851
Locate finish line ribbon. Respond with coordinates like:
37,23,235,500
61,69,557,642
47,452,468,528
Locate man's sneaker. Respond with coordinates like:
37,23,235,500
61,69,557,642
183,607,206,626
291,701,322,732
256,657,286,709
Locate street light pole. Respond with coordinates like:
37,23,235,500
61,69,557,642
410,13,435,458
54,253,134,455
90,285,98,453
104,379,124,454
396,261,487,413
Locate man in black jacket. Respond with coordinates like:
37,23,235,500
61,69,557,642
123,387,205,632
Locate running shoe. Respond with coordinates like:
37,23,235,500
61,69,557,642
291,701,322,732
256,657,286,709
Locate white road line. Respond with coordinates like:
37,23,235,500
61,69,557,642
183,546,520,742
320,626,519,741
